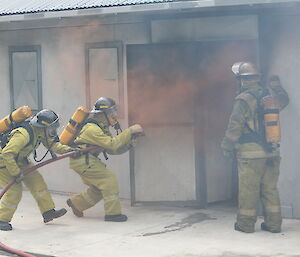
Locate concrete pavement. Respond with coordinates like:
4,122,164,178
0,191,300,257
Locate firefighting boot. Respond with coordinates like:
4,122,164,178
42,208,67,223
104,214,128,222
261,222,281,233
0,221,12,231
67,199,83,217
234,222,254,233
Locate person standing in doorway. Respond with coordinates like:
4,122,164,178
67,97,144,222
221,62,289,233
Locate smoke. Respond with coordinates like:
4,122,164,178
127,41,256,132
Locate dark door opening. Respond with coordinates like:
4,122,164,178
127,40,257,207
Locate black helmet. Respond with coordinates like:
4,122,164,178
30,109,59,129
91,97,117,114
30,109,60,138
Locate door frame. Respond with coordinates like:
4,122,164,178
127,39,260,207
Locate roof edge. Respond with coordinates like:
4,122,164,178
0,0,300,23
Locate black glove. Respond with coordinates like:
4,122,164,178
71,148,82,158
15,172,24,184
269,75,281,87
223,150,235,159
50,150,57,159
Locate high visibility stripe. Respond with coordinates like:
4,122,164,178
33,190,48,198
40,120,50,125
70,159,86,165
238,151,279,158
239,209,256,216
265,205,281,213
104,194,119,201
0,200,17,209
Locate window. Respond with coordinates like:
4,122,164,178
86,42,124,117
9,45,42,113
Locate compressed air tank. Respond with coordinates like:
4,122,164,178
0,106,32,134
262,95,280,143
60,106,90,145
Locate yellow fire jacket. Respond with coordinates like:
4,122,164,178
73,121,133,155
221,81,289,159
0,127,72,176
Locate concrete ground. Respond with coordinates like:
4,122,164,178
0,192,300,257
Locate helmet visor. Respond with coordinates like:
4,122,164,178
46,120,60,138
107,107,118,126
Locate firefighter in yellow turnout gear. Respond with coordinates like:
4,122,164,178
221,62,289,233
67,97,143,222
0,109,74,231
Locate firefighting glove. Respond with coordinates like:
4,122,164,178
15,172,25,184
71,148,82,158
268,75,281,88
221,138,235,159
223,150,234,159
129,124,144,137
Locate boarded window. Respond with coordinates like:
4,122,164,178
9,46,42,113
86,42,124,117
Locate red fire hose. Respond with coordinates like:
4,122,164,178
0,146,98,257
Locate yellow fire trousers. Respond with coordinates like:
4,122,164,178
0,164,55,222
237,157,282,232
69,154,121,215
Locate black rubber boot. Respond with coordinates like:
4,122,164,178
0,221,12,231
67,199,83,217
104,214,128,222
234,222,254,233
43,208,67,223
261,222,281,233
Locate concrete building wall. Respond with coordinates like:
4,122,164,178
1,12,299,217
0,14,257,203
262,14,300,218
0,18,149,198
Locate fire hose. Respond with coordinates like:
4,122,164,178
0,146,98,257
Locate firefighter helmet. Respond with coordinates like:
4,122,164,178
30,109,59,137
232,62,260,77
91,97,117,114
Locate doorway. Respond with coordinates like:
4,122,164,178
127,40,257,206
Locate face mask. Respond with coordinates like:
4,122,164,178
46,121,59,138
107,109,118,127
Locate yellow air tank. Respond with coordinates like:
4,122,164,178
262,95,280,143
0,106,32,134
60,106,90,145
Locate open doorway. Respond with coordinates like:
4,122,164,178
127,40,257,207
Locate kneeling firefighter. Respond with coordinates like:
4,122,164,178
65,97,144,222
0,109,75,231
221,62,289,233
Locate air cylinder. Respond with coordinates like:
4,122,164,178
0,106,32,134
262,96,280,143
60,106,89,145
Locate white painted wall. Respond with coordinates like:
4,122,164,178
0,19,149,199
0,13,299,217
263,14,300,218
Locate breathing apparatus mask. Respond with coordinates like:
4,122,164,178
30,109,60,161
91,97,122,134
